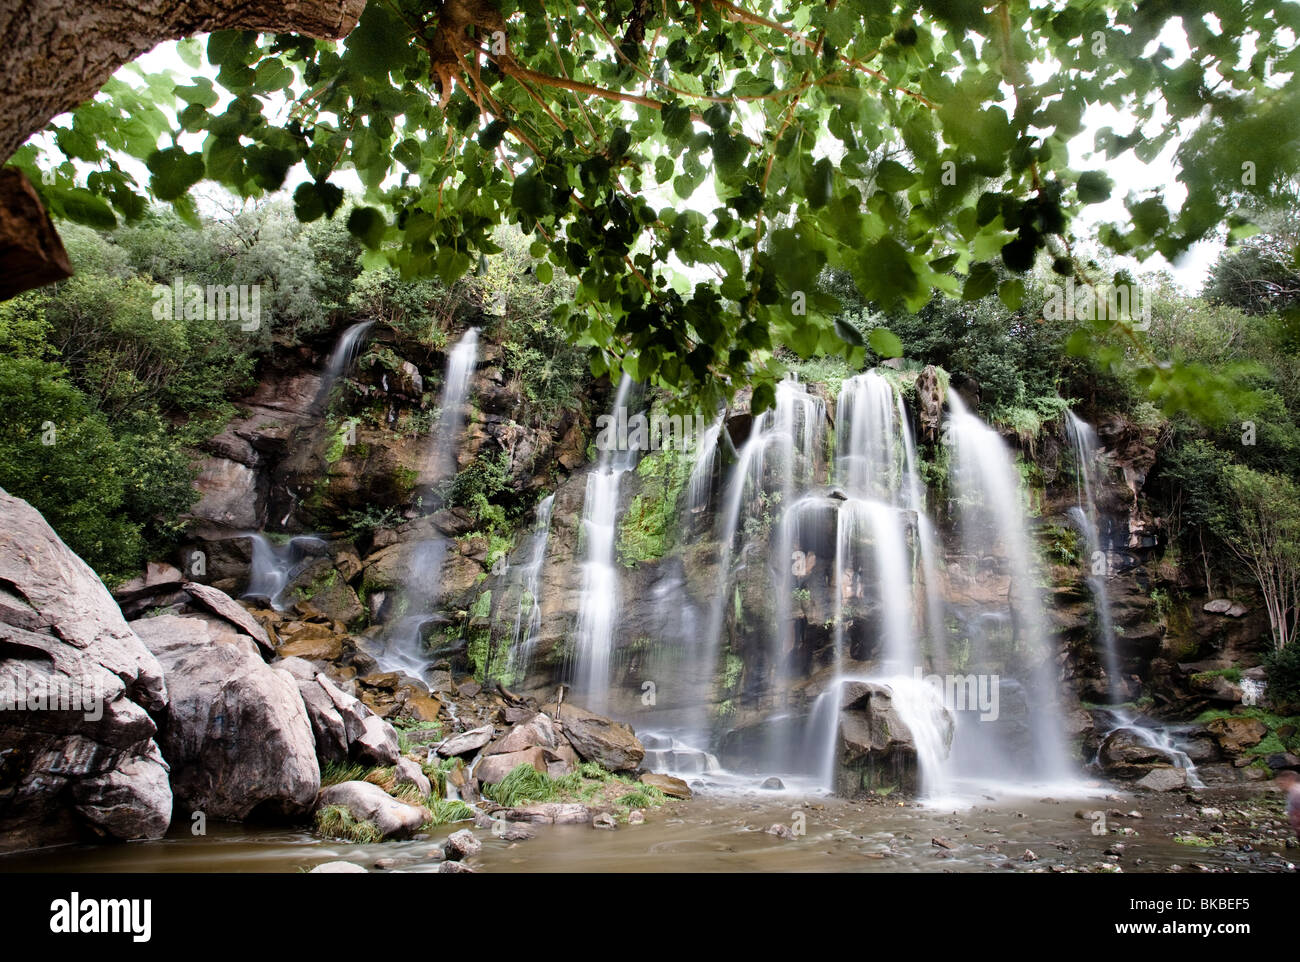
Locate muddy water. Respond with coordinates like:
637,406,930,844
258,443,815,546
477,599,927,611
2,783,1292,873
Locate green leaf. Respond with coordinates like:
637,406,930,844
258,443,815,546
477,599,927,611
867,327,903,358
807,157,834,208
836,317,865,350
347,206,386,248
998,278,1025,310
876,159,917,191
962,262,998,300
146,147,205,201
1077,171,1113,204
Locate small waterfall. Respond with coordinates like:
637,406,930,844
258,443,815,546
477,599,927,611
503,493,556,679
836,371,901,499
315,320,374,407
430,328,480,482
686,417,723,516
1064,410,1122,699
242,533,329,610
946,392,1070,782
375,328,480,676
1067,410,1202,785
899,392,948,666
570,375,641,710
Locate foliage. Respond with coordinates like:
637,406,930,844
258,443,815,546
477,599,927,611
16,2,1300,417
1220,464,1300,652
618,442,691,565
480,762,559,807
313,804,383,843
449,450,514,528
424,798,477,827
1264,643,1300,714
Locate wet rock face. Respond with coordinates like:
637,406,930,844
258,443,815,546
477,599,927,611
0,488,172,852
1098,727,1182,779
836,682,929,796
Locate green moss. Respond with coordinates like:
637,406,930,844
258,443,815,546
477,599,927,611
324,417,359,464
617,445,691,566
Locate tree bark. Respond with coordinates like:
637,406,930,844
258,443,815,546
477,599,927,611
0,167,72,296
0,0,367,163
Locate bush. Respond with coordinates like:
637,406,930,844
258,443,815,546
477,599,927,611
1265,644,1300,713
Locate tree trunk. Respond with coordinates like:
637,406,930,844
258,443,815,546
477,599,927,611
0,167,72,296
0,0,367,163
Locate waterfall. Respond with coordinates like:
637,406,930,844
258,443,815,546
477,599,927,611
1064,410,1122,699
374,328,480,676
430,328,480,482
315,320,374,407
835,371,900,500
946,392,1070,781
686,417,723,516
242,533,328,610
503,493,556,679
1066,410,1203,785
570,374,641,710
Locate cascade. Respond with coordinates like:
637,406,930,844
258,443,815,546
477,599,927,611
694,380,825,746
502,493,556,679
686,417,723,516
1066,410,1202,786
374,328,480,676
945,392,1071,782
315,320,374,408
242,533,328,610
569,374,641,711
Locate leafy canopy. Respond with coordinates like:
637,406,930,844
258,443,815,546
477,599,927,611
9,0,1300,414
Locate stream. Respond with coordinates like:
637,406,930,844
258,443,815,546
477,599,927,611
4,784,1291,874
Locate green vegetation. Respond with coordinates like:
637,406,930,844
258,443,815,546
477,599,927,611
481,761,667,819
618,443,692,566
424,799,476,828
21,2,1297,426
313,805,383,844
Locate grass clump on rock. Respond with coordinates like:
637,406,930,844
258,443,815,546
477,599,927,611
424,798,477,829
314,804,383,844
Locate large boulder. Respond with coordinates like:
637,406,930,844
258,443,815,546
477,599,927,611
1098,727,1177,779
1135,767,1189,792
437,724,495,757
475,746,548,786
276,657,400,768
640,772,691,799
834,681,953,796
1206,716,1268,754
483,712,559,756
133,612,319,819
543,703,644,772
316,781,427,839
0,489,172,852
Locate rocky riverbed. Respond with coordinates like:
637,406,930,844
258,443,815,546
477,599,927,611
3,782,1294,874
